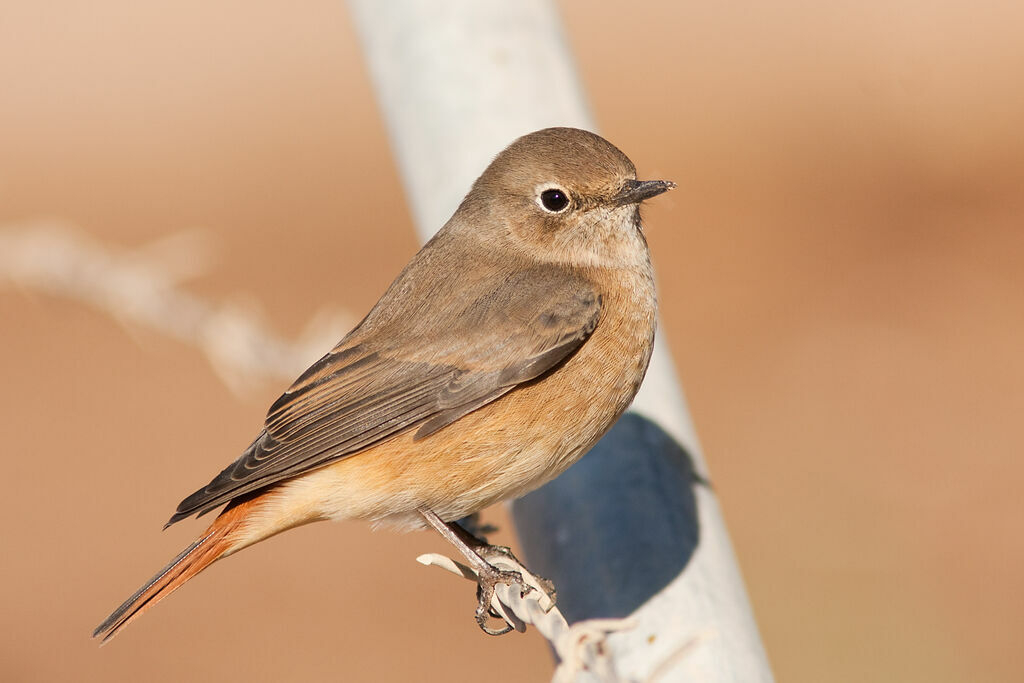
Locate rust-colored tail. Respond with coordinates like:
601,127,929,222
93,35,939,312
93,502,251,643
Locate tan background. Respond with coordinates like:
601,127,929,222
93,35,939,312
2,2,1022,681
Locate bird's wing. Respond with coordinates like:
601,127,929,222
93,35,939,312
167,267,601,525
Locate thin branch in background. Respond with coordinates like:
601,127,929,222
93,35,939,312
0,220,353,394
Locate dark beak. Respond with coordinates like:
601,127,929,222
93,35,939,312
614,179,676,206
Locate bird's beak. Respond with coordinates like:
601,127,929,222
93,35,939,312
614,179,676,206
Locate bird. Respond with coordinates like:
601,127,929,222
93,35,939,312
93,126,674,641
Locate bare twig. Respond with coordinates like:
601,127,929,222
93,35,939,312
417,552,637,682
0,220,352,393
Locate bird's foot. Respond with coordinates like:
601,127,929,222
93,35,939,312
417,509,555,634
476,543,556,604
474,561,529,636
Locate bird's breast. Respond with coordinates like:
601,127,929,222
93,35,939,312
394,262,656,520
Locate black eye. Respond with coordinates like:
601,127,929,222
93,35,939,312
539,188,570,212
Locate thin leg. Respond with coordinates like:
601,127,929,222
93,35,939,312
441,518,556,600
419,508,528,635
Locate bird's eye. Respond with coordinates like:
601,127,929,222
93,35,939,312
539,188,570,213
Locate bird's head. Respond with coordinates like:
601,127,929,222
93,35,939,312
458,127,674,268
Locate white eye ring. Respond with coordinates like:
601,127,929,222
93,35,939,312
536,185,571,213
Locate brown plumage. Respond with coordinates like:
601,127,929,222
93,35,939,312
94,127,673,641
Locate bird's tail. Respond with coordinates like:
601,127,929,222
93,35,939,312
93,499,254,643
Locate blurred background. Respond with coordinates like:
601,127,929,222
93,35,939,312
1,1,1022,681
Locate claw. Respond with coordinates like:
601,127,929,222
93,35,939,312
477,544,557,605
473,564,528,636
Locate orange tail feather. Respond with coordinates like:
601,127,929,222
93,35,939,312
93,501,252,643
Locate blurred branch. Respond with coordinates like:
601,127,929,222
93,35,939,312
0,220,352,394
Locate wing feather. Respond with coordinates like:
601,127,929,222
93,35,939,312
166,267,601,525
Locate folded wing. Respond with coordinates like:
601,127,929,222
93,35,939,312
167,267,601,525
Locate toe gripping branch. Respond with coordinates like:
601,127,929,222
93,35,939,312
418,510,555,635
417,547,643,683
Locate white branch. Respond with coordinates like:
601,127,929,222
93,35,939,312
347,2,773,681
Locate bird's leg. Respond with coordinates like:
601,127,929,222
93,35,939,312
449,519,557,602
419,508,530,635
